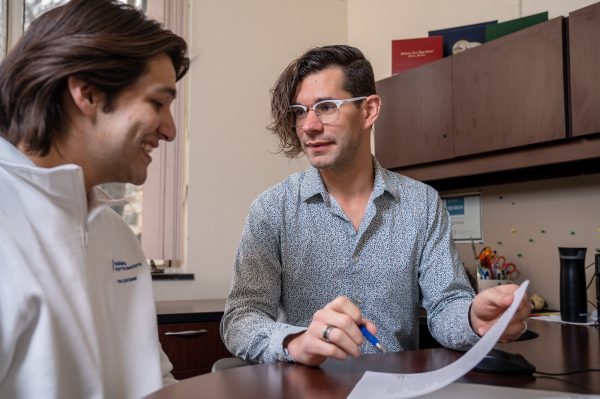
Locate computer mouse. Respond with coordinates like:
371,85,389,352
473,349,536,375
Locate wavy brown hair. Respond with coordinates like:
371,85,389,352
268,45,376,159
0,0,190,156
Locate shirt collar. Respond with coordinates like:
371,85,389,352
300,165,329,203
89,185,129,209
1,136,129,209
0,136,35,166
299,157,400,203
373,158,401,202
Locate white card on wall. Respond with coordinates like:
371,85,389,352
441,194,482,242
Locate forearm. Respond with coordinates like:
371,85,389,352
220,254,294,362
221,304,305,363
427,296,479,350
419,190,480,350
221,195,295,362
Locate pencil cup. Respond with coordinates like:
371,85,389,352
477,279,511,293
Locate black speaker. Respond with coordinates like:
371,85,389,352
558,247,587,323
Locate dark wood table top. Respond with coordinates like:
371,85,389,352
145,319,600,398
155,298,226,324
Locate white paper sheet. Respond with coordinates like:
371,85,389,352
404,382,599,399
348,280,530,399
533,308,598,326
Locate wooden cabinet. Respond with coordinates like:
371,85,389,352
374,5,600,187
453,17,565,156
158,321,231,379
156,299,232,379
569,2,600,137
375,57,454,168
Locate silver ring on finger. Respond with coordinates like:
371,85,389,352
323,325,334,342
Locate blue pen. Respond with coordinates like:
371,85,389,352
359,325,385,352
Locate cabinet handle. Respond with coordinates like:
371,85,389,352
164,329,208,336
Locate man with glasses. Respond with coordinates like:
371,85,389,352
221,45,531,366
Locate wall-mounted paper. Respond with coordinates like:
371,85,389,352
442,194,482,242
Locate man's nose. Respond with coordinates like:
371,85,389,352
300,108,323,132
159,111,176,141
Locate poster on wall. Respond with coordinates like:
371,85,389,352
441,193,482,242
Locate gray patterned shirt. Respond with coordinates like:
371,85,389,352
221,159,479,363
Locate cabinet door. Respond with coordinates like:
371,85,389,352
158,321,231,379
453,18,566,157
375,57,454,169
569,2,600,137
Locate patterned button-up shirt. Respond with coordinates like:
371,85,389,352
221,159,479,363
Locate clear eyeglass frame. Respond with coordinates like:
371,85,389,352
289,96,367,128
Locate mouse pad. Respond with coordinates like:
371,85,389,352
518,329,539,341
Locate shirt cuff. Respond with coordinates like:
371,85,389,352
269,324,306,363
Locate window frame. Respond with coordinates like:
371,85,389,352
143,0,188,266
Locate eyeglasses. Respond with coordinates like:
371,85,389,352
289,96,367,128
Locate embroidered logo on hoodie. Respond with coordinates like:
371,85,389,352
112,260,142,283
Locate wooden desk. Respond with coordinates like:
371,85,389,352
145,319,599,398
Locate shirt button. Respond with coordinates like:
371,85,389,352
352,255,359,262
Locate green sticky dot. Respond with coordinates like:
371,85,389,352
540,230,546,234
529,238,534,242
497,241,503,245
570,230,576,236
517,253,523,257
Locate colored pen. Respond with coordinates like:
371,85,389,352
359,325,385,352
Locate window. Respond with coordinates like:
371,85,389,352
1,0,188,267
0,1,6,57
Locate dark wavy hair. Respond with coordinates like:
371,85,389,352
0,0,190,156
268,45,376,158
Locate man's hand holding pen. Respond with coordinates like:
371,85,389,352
283,295,382,367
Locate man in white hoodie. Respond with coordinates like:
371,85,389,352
0,1,189,398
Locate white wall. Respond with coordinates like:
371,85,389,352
153,0,347,300
451,175,600,311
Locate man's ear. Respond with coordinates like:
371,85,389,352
67,75,99,117
363,95,381,129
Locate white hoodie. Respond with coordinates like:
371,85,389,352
0,137,175,398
